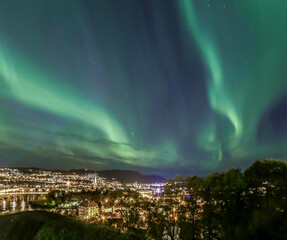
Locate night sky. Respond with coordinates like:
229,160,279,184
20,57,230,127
0,0,287,177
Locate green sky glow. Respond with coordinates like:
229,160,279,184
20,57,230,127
0,0,287,176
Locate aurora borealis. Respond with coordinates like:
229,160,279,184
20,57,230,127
0,0,287,176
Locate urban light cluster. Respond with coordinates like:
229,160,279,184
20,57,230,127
0,167,190,238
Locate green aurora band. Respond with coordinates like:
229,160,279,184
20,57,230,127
0,36,178,169
181,0,287,167
0,0,287,175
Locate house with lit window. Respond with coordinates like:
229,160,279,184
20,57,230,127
78,200,99,219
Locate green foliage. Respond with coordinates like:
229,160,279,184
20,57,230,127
0,211,144,240
244,159,287,187
176,159,287,240
234,210,287,240
173,174,184,183
203,168,246,192
185,175,202,193
35,226,78,240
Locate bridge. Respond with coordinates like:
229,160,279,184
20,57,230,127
0,192,48,196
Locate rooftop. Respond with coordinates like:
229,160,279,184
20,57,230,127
79,200,98,208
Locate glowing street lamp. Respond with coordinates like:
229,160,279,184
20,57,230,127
12,200,16,211
67,181,70,191
21,199,25,211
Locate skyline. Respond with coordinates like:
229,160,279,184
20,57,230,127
1,0,287,177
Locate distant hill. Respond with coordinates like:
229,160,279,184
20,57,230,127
0,211,143,240
96,170,165,183
14,167,165,183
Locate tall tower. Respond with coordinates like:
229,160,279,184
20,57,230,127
94,172,98,189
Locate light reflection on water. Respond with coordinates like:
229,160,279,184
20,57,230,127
0,194,47,214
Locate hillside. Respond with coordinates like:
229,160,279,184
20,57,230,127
16,168,165,183
0,211,144,240
96,170,165,183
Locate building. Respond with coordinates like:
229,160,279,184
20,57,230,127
78,200,99,219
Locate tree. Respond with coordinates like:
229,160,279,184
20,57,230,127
173,174,184,183
178,204,201,240
244,159,287,209
244,159,287,188
185,175,203,196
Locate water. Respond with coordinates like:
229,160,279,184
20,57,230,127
0,194,46,214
